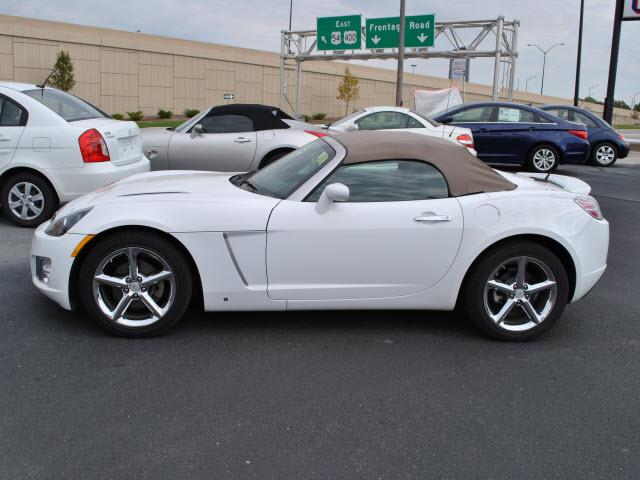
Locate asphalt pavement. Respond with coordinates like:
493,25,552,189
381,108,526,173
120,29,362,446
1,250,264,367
1,158,640,479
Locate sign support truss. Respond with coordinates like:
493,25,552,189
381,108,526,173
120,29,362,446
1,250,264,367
280,16,519,117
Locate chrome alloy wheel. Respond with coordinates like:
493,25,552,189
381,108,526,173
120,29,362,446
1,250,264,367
7,182,44,220
595,145,616,165
92,247,175,327
483,256,558,332
532,148,556,171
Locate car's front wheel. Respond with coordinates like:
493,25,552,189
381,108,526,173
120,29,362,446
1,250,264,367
527,145,560,173
1,172,57,227
78,230,193,337
461,240,569,341
591,142,618,167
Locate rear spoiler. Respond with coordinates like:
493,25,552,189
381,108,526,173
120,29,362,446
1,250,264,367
517,172,591,195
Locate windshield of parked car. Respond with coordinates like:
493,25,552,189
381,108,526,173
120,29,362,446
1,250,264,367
410,111,440,127
23,88,108,122
331,110,365,126
231,140,335,199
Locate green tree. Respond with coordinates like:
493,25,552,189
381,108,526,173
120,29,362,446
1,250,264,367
337,67,360,116
50,50,75,91
583,96,602,105
613,100,630,110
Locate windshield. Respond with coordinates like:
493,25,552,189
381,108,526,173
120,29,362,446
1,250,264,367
23,88,108,122
331,110,365,126
411,110,440,127
231,139,335,199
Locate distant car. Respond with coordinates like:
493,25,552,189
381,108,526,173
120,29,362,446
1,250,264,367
433,102,590,173
0,82,149,227
328,106,476,153
141,104,325,172
540,105,630,167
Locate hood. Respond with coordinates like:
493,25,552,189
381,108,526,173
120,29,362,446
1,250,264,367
495,170,591,195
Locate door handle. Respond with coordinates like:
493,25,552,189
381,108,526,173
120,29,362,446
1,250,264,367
234,137,252,143
0,136,10,142
414,214,452,223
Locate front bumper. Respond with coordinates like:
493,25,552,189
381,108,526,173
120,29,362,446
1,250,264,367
30,222,85,310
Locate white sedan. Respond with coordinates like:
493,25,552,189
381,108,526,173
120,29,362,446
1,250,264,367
30,131,608,341
0,82,149,227
328,106,476,153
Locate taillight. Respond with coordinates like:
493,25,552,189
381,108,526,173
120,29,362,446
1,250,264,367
305,130,328,138
78,129,110,163
456,133,474,149
574,196,603,220
619,134,626,141
568,129,588,141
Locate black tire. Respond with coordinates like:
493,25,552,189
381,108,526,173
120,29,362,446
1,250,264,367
1,172,57,227
590,142,618,167
259,149,293,169
461,240,569,341
526,144,560,173
78,230,193,338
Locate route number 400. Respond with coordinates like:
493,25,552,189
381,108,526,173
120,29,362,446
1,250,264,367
331,30,358,46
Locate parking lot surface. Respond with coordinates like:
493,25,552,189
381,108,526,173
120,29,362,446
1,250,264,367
2,158,640,479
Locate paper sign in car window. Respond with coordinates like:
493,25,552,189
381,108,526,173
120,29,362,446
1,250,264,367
498,108,521,122
314,151,330,165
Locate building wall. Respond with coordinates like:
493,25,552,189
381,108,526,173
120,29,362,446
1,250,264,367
0,14,635,125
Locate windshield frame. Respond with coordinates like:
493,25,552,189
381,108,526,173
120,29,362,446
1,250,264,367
23,88,109,122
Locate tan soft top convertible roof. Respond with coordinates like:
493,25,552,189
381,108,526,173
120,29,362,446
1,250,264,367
329,131,516,197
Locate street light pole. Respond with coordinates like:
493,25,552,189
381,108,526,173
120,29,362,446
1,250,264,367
528,43,564,96
395,0,406,107
574,0,584,106
588,84,599,100
525,75,537,93
632,90,640,118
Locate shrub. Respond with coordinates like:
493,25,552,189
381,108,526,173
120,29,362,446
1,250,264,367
183,109,200,118
302,114,311,122
311,112,326,120
127,111,144,121
157,109,173,119
112,113,124,120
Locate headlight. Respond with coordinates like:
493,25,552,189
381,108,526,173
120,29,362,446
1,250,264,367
45,207,93,236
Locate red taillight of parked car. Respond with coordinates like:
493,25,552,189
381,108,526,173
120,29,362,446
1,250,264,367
305,130,328,138
456,133,474,149
78,129,110,163
568,129,588,141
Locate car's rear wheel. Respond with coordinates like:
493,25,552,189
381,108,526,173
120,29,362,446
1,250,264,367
591,142,617,167
527,145,560,173
461,240,569,341
78,231,193,337
1,172,57,227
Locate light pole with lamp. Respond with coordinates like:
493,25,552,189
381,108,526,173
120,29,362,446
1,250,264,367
527,43,564,95
632,90,640,124
525,75,537,93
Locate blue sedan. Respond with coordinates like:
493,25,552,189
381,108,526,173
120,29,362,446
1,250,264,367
540,104,630,167
433,102,590,173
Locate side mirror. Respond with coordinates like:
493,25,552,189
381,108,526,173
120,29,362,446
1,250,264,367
345,124,359,132
190,124,205,138
440,116,453,124
316,183,349,213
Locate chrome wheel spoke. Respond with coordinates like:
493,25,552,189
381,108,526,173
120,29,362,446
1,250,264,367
516,256,527,287
487,279,514,294
9,199,21,209
140,292,164,318
141,270,173,287
491,298,516,325
9,185,22,198
127,247,139,279
526,279,556,294
95,273,128,288
521,299,542,324
110,294,133,321
31,193,44,202
20,204,28,219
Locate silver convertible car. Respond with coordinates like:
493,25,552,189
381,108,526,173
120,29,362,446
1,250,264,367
141,104,324,172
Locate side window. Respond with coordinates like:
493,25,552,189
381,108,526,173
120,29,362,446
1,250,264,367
450,106,493,122
306,160,449,202
200,114,253,133
356,111,411,130
545,108,570,120
573,111,599,128
407,116,424,128
497,107,537,123
0,95,27,127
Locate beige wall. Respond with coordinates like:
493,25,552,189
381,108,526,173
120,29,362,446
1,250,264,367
0,14,635,125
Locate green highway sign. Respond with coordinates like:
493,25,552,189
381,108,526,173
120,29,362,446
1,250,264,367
366,15,435,49
317,15,362,50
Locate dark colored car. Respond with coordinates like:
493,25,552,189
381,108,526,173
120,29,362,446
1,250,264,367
540,104,630,167
433,102,590,173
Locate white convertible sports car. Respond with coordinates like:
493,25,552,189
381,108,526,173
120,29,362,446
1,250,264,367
31,131,609,341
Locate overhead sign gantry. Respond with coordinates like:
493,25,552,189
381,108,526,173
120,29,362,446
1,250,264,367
280,15,519,117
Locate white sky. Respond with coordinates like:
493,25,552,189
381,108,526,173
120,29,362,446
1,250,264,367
3,0,639,104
